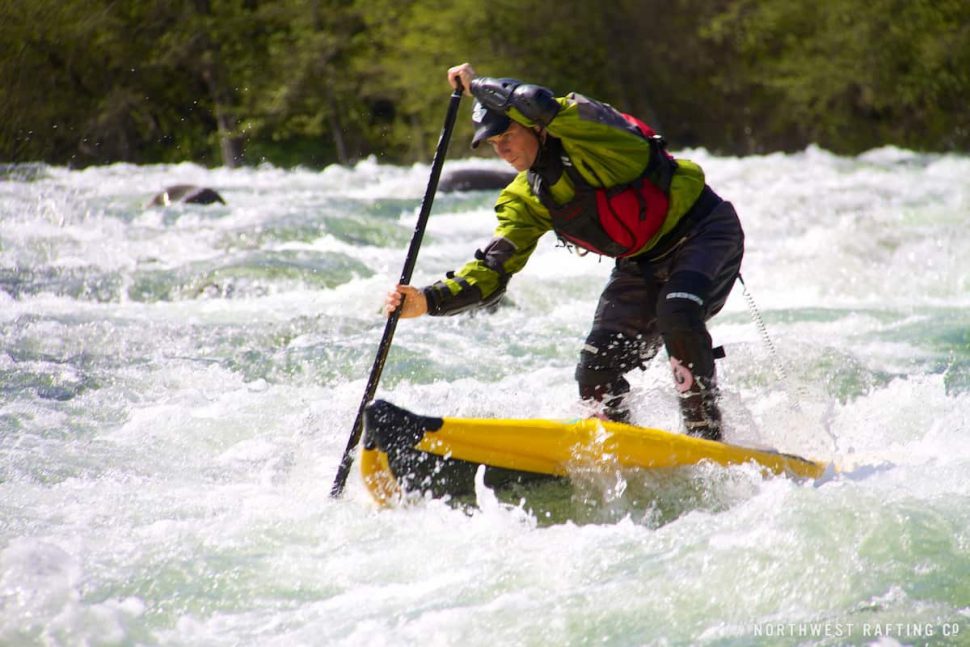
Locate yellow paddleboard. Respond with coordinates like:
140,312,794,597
360,399,828,506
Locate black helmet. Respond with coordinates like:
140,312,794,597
470,100,511,149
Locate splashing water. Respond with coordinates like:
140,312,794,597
1,149,969,645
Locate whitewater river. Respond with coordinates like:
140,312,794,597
1,147,968,646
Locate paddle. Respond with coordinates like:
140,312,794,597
329,83,464,497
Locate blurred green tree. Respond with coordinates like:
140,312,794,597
0,0,966,167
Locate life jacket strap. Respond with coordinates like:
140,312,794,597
644,135,677,194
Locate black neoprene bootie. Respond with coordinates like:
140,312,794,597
678,373,722,441
603,395,631,424
579,378,631,423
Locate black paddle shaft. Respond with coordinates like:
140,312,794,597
330,85,464,497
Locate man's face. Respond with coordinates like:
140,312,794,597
487,122,540,172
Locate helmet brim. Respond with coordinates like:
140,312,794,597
470,104,511,149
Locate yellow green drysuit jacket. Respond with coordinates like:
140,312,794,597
423,87,707,315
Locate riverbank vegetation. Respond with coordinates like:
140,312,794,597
2,0,967,167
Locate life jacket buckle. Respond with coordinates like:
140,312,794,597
556,236,590,256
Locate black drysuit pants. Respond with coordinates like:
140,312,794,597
575,187,745,418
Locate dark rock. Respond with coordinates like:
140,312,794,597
438,168,516,193
150,184,225,206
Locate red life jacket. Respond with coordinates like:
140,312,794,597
531,114,677,258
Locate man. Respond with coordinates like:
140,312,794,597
386,63,743,441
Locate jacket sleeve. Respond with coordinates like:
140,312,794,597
423,174,552,316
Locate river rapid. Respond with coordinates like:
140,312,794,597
1,147,969,646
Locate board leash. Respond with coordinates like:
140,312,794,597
737,274,807,407
738,274,840,457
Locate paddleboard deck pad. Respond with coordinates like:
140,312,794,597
359,399,827,505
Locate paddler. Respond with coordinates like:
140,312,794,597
385,63,744,441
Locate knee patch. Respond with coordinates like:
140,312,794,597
657,271,711,335
658,272,716,380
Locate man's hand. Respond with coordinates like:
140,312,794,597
385,284,428,318
447,63,476,96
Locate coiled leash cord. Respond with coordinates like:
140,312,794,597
737,274,840,455
737,273,809,406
